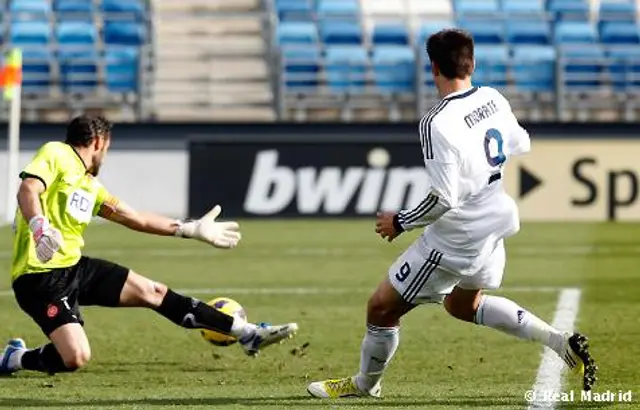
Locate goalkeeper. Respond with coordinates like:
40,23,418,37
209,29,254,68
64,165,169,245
0,115,298,376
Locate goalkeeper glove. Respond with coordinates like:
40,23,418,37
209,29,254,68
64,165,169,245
175,205,241,249
29,215,64,263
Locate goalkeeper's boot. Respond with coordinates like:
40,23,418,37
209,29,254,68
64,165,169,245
239,322,298,357
560,332,598,391
0,338,26,375
307,376,381,398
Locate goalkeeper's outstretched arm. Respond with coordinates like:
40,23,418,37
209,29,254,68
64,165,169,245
98,201,241,249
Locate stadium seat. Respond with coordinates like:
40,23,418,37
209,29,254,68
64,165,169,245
325,45,368,91
320,21,363,45
282,46,320,89
512,45,556,91
102,0,145,19
105,47,139,93
10,21,50,45
104,21,146,45
372,24,409,45
554,22,597,43
473,45,509,87
54,0,93,12
417,20,455,45
599,0,636,23
275,0,313,21
560,46,606,89
547,0,590,21
455,0,500,16
58,48,98,91
600,22,640,44
458,20,504,44
56,21,97,44
608,46,640,89
21,49,51,92
371,46,415,93
277,22,318,45
10,0,50,17
503,0,545,15
506,20,551,44
361,0,406,16
317,0,359,17
408,0,453,17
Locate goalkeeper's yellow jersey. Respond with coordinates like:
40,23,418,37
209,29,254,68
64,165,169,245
11,142,117,281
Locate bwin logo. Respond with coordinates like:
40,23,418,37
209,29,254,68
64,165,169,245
243,149,429,215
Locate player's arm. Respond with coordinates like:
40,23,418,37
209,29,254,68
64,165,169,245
97,196,241,249
16,178,46,222
376,123,458,241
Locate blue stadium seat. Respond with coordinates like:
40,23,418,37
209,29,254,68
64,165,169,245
561,46,606,89
10,0,50,17
608,46,640,89
58,48,98,91
547,0,590,21
325,45,368,91
282,46,320,89
10,21,50,45
417,20,455,45
371,46,415,92
503,0,545,15
512,45,556,91
320,21,363,45
275,0,313,21
105,47,139,92
54,0,93,12
372,24,409,45
317,0,359,17
458,20,504,44
22,49,51,92
599,0,636,23
104,21,145,45
455,0,500,15
506,20,550,44
473,45,509,87
56,21,96,44
102,0,144,19
277,22,318,45
600,22,640,44
554,21,597,43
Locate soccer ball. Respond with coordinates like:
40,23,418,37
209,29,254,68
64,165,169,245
200,297,247,346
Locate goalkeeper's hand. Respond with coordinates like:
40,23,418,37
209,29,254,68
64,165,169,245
175,205,241,249
29,215,64,263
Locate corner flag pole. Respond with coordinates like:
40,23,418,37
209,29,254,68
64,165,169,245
2,49,22,224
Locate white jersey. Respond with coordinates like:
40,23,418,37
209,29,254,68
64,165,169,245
396,86,530,275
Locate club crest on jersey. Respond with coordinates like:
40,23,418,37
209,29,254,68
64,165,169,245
66,189,96,223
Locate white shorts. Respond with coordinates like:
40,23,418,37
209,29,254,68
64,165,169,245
388,237,506,305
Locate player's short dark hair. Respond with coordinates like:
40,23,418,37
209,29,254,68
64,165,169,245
426,29,475,80
65,115,112,147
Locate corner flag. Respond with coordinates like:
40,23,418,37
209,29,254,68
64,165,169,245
2,48,23,223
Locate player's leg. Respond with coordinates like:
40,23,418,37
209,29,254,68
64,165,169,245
76,257,297,356
308,242,456,399
1,269,92,375
446,241,597,390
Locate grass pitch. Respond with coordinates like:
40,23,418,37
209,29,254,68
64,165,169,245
0,221,639,409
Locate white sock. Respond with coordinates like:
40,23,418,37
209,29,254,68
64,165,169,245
355,325,400,393
475,295,564,354
230,316,257,340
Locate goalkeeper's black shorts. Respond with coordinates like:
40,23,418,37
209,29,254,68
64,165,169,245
12,256,129,336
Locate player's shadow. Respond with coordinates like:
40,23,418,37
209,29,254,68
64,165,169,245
0,396,617,408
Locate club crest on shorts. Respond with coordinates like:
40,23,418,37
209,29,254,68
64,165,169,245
46,304,59,318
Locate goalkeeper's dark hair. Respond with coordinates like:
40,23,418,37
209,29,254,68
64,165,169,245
65,115,112,147
426,28,474,80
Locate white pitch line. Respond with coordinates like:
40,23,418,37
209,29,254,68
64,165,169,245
0,286,562,298
527,288,582,410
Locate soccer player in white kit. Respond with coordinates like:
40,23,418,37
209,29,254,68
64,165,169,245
307,29,597,399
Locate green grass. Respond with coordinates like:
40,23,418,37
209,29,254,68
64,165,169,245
0,221,639,409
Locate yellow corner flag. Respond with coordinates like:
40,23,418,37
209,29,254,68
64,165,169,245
0,49,23,101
